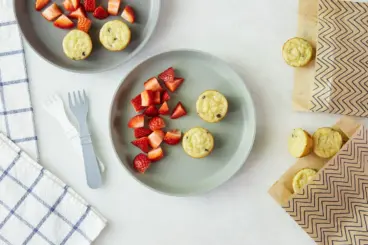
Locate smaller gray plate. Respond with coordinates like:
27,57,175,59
110,50,256,196
13,0,160,73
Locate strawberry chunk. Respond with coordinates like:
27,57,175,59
171,102,187,119
84,0,96,12
164,129,182,145
148,117,165,131
144,77,162,92
148,147,164,162
158,67,175,83
131,137,150,153
35,0,50,11
161,90,170,102
164,77,184,92
54,15,74,29
108,0,121,15
69,7,86,19
121,5,135,23
134,128,152,139
141,90,154,107
71,0,80,9
93,6,109,19
63,0,75,11
144,105,159,117
77,17,92,33
153,91,161,105
131,94,145,112
158,102,170,115
148,130,165,149
133,153,151,173
42,3,62,21
128,114,144,128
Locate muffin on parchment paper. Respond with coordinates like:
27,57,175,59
182,127,214,158
288,128,313,158
292,168,317,193
99,20,131,51
282,37,313,67
313,127,343,158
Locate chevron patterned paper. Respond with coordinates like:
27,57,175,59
310,0,368,117
283,126,368,245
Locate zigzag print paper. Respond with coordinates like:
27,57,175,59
283,126,368,245
310,0,368,117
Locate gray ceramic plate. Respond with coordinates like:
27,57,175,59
110,50,256,196
13,0,160,73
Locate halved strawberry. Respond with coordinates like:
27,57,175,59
121,5,135,23
148,117,166,131
54,15,74,29
35,0,50,11
77,17,92,33
69,7,86,19
131,137,150,153
158,67,174,83
164,78,184,92
164,129,182,145
171,102,187,119
84,0,96,12
144,77,162,92
141,90,154,107
71,0,80,9
144,105,159,117
93,6,109,19
161,90,170,102
133,153,151,173
148,130,165,149
42,3,62,21
128,114,144,128
108,0,121,15
158,102,170,115
63,0,75,11
153,91,161,105
131,94,145,112
134,128,152,139
148,147,164,162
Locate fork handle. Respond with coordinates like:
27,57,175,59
80,135,103,189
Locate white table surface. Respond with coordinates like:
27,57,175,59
22,0,350,244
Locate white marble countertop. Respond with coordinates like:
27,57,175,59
24,0,349,244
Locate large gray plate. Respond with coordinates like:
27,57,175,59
110,50,256,196
14,0,160,73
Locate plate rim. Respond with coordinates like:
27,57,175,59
14,0,161,74
109,49,257,196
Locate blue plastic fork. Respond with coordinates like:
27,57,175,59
68,90,103,189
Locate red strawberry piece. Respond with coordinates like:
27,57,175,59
42,3,62,21
141,90,154,107
128,114,144,128
148,130,165,149
77,17,92,33
164,129,182,145
134,128,152,139
121,5,135,23
144,105,159,117
144,77,162,92
153,91,161,105
71,0,80,9
69,7,86,19
158,67,175,83
133,153,151,173
63,0,75,11
164,77,184,93
54,15,74,29
158,102,170,115
171,102,187,119
161,90,170,102
148,147,164,162
35,0,50,11
131,137,150,153
130,94,145,112
84,0,96,12
93,6,109,19
148,116,166,131
108,0,121,15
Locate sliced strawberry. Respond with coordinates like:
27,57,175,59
77,17,92,33
148,117,166,131
144,77,162,92
148,147,164,162
153,91,161,105
69,7,86,19
54,15,74,29
158,67,175,83
161,90,170,102
171,102,187,119
131,137,150,153
164,78,184,92
148,130,165,149
84,0,96,12
133,153,151,173
121,5,135,23
35,0,50,11
71,0,80,9
131,94,145,112
144,105,159,117
134,128,152,139
164,129,182,145
108,0,121,15
63,0,75,11
93,6,109,19
141,90,154,107
158,102,170,115
128,114,144,128
42,3,62,21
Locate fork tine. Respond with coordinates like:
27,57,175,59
83,90,87,101
68,92,73,107
78,90,84,104
73,91,78,105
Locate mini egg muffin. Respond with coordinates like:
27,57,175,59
182,127,214,158
196,90,228,123
313,127,343,158
62,30,93,60
282,37,313,67
99,20,131,51
292,168,317,193
288,128,313,158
